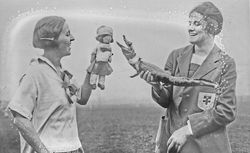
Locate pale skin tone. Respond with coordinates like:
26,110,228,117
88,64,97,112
140,11,216,153
11,22,93,153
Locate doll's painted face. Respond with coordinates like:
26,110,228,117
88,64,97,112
102,35,113,44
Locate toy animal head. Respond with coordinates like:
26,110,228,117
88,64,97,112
116,35,136,60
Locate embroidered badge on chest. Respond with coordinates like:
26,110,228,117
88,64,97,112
198,92,216,110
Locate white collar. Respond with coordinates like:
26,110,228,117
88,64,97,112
30,56,63,72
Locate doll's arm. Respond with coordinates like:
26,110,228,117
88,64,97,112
90,48,97,63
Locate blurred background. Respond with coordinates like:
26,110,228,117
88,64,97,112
0,0,250,152
0,0,249,106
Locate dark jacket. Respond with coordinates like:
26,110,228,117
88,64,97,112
152,44,237,153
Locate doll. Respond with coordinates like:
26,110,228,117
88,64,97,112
87,25,114,90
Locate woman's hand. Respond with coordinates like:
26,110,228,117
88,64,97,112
139,70,155,83
167,125,191,153
139,70,163,89
77,73,93,105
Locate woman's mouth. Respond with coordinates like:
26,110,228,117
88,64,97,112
189,33,197,36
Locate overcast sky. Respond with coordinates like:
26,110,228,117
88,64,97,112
0,0,249,105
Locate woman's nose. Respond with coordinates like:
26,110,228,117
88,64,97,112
188,23,195,31
188,23,194,30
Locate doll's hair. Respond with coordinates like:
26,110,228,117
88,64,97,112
189,1,223,35
96,25,113,43
33,16,66,49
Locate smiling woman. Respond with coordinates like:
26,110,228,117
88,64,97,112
188,12,208,44
0,1,250,153
33,16,75,59
139,2,237,153
2,9,191,106
0,0,249,107
7,16,93,153
57,22,75,56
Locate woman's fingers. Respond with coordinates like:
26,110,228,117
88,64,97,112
140,71,148,81
146,71,153,82
139,71,146,79
176,144,182,153
167,140,175,153
140,71,154,82
167,137,173,148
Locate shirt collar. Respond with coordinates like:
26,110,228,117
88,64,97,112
30,56,62,73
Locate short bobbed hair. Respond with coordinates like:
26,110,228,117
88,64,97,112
189,1,223,35
33,16,66,49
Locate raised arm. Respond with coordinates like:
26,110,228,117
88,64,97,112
77,73,93,105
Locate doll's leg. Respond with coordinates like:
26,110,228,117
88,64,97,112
90,73,98,89
98,75,105,90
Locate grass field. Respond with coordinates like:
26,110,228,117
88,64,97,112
0,101,250,153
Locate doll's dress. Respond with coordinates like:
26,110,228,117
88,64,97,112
87,43,113,75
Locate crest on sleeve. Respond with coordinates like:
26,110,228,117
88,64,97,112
198,92,216,110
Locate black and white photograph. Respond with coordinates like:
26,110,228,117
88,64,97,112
0,0,249,153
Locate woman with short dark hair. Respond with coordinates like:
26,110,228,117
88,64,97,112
8,16,93,153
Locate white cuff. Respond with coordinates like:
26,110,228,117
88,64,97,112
187,120,193,135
